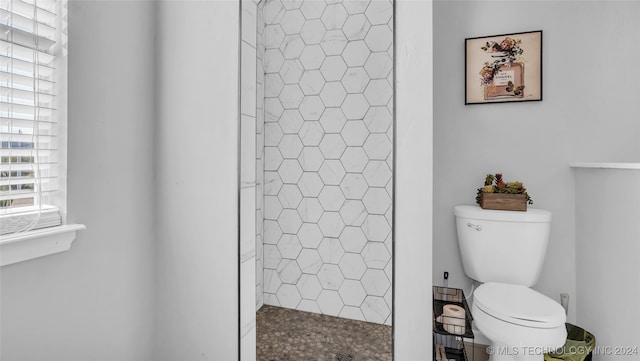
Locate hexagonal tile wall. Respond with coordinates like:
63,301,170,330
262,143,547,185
301,22,326,49
363,160,392,187
340,148,369,173
260,0,393,325
321,4,348,30
281,34,305,59
319,133,346,159
280,9,305,34
318,185,346,212
318,159,346,185
339,279,367,306
278,134,304,159
340,226,368,253
363,106,392,133
362,187,391,215
317,289,343,317
277,259,302,284
365,1,392,25
264,24,285,49
339,199,367,226
319,107,347,133
298,120,324,145
317,211,345,238
298,223,324,249
264,195,283,220
264,0,285,24
300,1,325,20
362,214,391,243
297,171,324,197
278,233,303,259
342,67,370,94
339,252,367,280
280,57,304,84
320,82,347,107
299,70,325,95
341,120,369,146
276,283,302,309
343,0,369,15
320,30,347,56
342,40,371,67
297,274,323,300
341,93,369,119
320,56,347,81
298,147,324,171
318,237,345,264
279,84,305,108
279,109,304,133
278,208,303,234
278,183,303,209
278,159,303,183
299,96,324,120
317,264,345,290
343,13,370,41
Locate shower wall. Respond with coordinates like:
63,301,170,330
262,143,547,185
259,0,394,325
256,0,266,313
241,0,259,353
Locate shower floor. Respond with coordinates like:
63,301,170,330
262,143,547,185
256,305,392,361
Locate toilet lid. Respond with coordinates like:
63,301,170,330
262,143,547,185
474,282,566,328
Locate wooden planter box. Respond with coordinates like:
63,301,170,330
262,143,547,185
480,193,527,211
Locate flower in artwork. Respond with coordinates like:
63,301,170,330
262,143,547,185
478,36,525,95
499,37,517,51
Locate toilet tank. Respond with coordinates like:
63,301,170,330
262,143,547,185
454,205,552,287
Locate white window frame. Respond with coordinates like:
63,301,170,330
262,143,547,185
0,0,84,267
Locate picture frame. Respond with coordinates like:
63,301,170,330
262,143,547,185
465,30,542,105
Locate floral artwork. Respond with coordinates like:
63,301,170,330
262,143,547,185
465,31,542,104
479,37,524,97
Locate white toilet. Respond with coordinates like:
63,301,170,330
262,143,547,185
454,205,567,361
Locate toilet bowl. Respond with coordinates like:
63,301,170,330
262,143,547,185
472,282,566,361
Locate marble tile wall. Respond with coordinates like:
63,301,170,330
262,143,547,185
260,0,394,325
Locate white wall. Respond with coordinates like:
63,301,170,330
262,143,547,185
395,0,433,359
153,1,239,360
0,2,156,360
240,0,258,359
433,0,640,325
574,166,640,360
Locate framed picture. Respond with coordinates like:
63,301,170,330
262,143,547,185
465,30,542,105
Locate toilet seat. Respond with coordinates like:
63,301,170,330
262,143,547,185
474,282,566,329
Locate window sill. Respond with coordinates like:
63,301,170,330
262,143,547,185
0,224,86,267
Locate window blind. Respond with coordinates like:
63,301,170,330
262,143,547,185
0,0,65,235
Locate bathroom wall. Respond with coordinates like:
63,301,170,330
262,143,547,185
154,1,239,360
574,166,640,360
433,0,640,324
260,0,394,325
0,2,156,360
255,0,266,313
241,0,259,358
394,0,433,357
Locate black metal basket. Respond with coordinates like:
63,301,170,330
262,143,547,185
433,286,475,361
